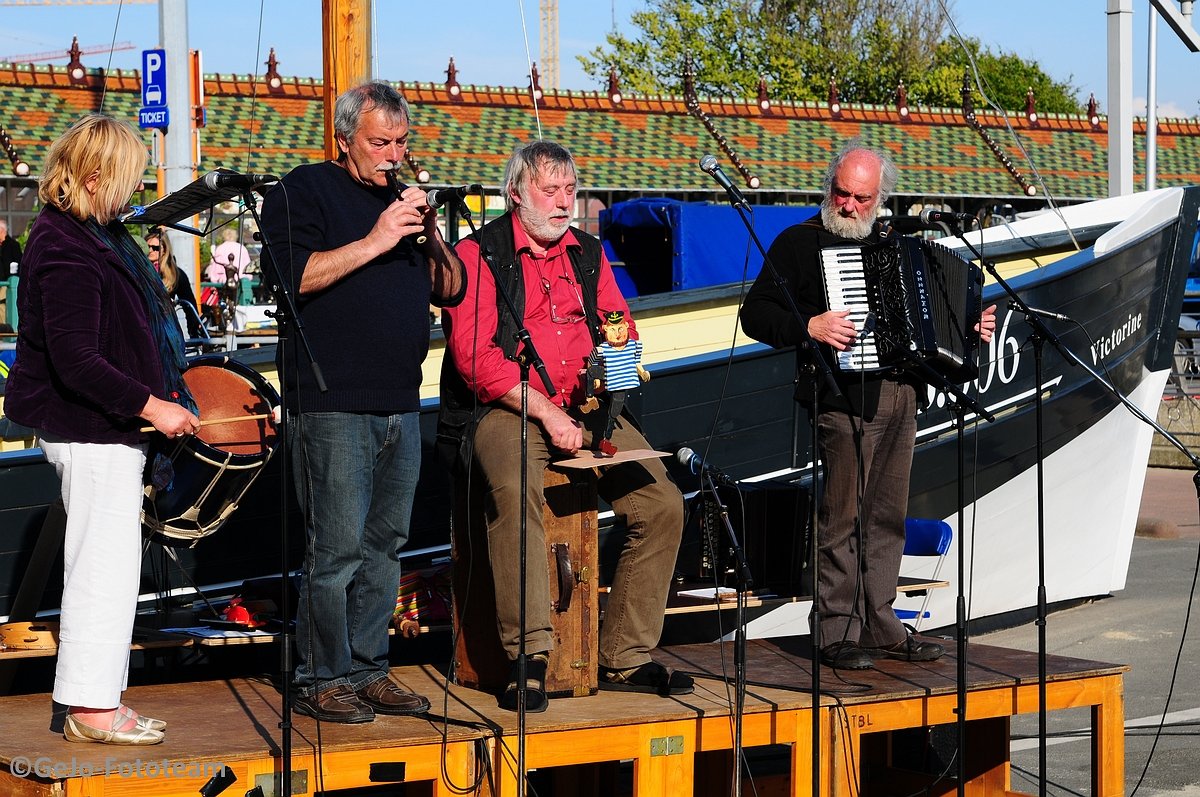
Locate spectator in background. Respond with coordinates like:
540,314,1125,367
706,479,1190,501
146,229,203,339
0,220,20,327
0,219,20,274
205,226,251,284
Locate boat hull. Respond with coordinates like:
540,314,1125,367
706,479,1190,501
0,188,1195,639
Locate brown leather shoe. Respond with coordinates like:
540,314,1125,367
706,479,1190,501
819,641,874,670
355,677,431,716
294,684,374,724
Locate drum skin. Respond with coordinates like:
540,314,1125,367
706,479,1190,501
142,355,280,545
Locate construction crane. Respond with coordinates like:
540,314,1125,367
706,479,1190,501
3,40,134,63
1,0,154,5
539,0,558,90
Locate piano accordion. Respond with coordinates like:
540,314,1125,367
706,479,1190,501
820,235,984,383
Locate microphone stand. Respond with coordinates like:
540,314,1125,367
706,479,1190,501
241,186,327,797
455,194,554,797
950,219,1200,797
868,319,995,797
951,224,1060,797
703,179,841,797
698,466,753,796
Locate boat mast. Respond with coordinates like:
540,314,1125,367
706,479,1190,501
159,0,198,280
1109,0,1200,197
1107,0,1135,197
321,0,373,160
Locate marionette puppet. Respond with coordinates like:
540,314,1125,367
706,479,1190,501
580,310,650,457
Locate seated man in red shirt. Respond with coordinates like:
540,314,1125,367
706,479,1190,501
438,140,691,712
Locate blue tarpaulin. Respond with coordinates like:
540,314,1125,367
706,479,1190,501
599,198,819,296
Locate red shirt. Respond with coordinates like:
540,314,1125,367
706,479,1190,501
447,215,635,408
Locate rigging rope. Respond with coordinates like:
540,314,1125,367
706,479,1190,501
937,0,1081,252
515,0,544,140
243,0,267,170
97,0,128,113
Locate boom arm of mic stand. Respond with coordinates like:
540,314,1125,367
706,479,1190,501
719,194,843,399
955,231,1074,365
954,232,1198,462
1055,327,1200,467
870,324,995,423
243,188,327,394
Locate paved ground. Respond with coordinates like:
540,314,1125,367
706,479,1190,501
976,467,1200,797
1137,465,1200,540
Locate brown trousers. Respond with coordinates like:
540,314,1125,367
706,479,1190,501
468,407,684,670
815,380,916,649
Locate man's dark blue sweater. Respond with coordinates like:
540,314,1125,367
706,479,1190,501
260,160,433,413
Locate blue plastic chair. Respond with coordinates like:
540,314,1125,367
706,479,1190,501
895,517,953,626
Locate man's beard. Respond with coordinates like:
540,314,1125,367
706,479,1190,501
517,204,573,245
820,197,875,240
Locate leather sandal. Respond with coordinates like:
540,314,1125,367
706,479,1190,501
498,652,549,713
598,661,694,696
64,712,165,745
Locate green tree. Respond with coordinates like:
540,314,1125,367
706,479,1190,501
909,38,1082,113
580,0,1083,113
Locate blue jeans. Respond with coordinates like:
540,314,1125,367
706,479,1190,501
289,411,421,696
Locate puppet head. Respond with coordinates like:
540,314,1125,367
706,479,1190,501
600,310,630,347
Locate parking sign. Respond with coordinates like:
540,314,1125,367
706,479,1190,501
139,49,169,130
141,49,166,106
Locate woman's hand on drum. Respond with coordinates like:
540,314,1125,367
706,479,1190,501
140,395,200,439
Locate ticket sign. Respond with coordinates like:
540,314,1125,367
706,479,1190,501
139,49,169,130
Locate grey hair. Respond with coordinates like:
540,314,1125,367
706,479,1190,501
333,81,410,142
822,138,899,205
503,140,577,212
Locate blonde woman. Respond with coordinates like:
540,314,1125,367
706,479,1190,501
146,228,202,337
4,115,200,745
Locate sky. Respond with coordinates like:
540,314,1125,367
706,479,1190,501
0,1,1197,118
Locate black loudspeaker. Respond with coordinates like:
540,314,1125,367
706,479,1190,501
236,573,301,622
678,478,811,598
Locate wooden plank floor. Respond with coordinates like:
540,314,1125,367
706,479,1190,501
0,640,1126,797
651,637,1128,700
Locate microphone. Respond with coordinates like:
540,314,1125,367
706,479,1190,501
857,312,877,342
427,184,482,211
120,170,278,226
676,447,736,486
1023,305,1071,323
202,170,279,192
698,154,748,207
919,208,976,227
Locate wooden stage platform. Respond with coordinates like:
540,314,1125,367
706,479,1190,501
0,638,1126,796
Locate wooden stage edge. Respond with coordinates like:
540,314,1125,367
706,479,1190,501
0,639,1127,797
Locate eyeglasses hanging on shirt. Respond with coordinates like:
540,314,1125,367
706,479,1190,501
539,274,587,325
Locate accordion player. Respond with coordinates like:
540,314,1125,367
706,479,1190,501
820,234,985,383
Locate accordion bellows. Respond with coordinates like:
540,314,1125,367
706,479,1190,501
821,235,984,383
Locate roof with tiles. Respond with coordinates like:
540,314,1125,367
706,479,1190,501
2,61,1199,202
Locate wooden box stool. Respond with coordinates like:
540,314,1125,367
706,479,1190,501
451,465,599,698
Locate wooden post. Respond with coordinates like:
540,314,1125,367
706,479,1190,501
321,0,373,160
